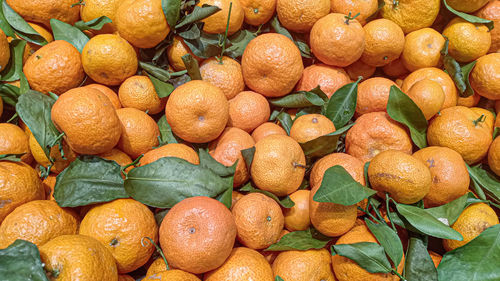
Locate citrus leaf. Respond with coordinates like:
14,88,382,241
460,61,476,98
441,38,470,97
198,148,237,177
157,115,178,145
0,239,49,281
74,16,112,31
54,155,128,207
467,164,500,203
182,53,202,80
438,224,500,281
175,4,221,29
140,62,172,82
241,147,255,168
0,39,25,82
162,0,181,29
296,106,323,119
50,19,89,52
386,85,427,149
276,111,293,135
365,219,403,267
240,183,294,208
0,83,20,106
0,153,24,162
183,32,221,59
325,78,361,128
2,0,47,46
424,192,472,226
331,242,392,273
299,123,354,158
275,277,284,281
269,86,328,108
404,235,439,281
145,73,174,98
225,29,256,58
265,228,331,251
270,15,293,41
270,15,310,58
216,185,233,209
443,0,494,30
177,21,202,40
0,1,15,38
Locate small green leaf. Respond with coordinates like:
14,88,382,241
0,239,49,281
157,115,178,145
240,183,295,208
386,85,427,149
275,277,284,281
299,123,354,158
0,83,20,106
424,193,471,226
467,164,500,204
182,53,202,80
198,148,237,177
241,146,255,169
325,77,361,128
404,236,439,281
270,15,293,41
162,0,181,29
74,16,112,31
0,39,25,82
0,1,15,38
441,38,470,97
331,242,392,273
265,228,331,251
0,153,24,162
364,162,370,188
50,19,89,52
175,4,221,29
145,73,174,98
225,29,256,58
461,61,476,98
269,86,329,108
365,219,403,267
2,1,47,46
140,62,172,82
276,112,293,135
183,32,221,59
443,0,494,31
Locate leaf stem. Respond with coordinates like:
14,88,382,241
358,206,379,222
391,269,406,281
472,114,486,126
141,237,170,270
369,200,387,225
344,12,360,25
386,193,398,233
121,154,143,178
217,2,232,63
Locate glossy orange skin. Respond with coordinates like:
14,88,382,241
442,17,491,63
310,152,365,189
228,91,270,133
0,29,9,71
116,108,159,159
251,122,287,142
198,0,244,35
284,189,311,231
476,1,500,53
401,28,445,71
470,53,500,100
488,137,500,177
296,64,351,98
380,0,440,34
145,258,168,277
167,36,203,71
0,123,31,163
99,148,133,169
85,84,122,110
361,19,405,67
6,0,80,26
119,75,167,114
447,0,489,13
346,60,376,81
290,114,336,144
382,57,409,78
273,249,336,281
141,143,200,166
331,0,378,25
276,0,330,33
406,79,445,120
81,0,122,34
240,0,276,26
356,77,399,116
200,56,245,100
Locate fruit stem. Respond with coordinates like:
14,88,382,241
344,12,360,25
121,154,143,178
142,237,170,270
391,269,406,281
473,114,486,126
71,0,85,7
392,0,399,7
386,193,398,233
217,2,233,64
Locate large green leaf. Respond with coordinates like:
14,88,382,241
299,123,353,157
74,16,112,31
145,73,174,98
0,239,49,281
0,39,25,82
325,78,361,129
2,1,47,46
50,19,89,52
443,0,494,30
365,219,403,267
162,0,181,29
0,0,14,38
240,183,294,208
467,164,500,204
404,236,438,281
183,32,221,59
265,228,331,251
157,115,178,146
269,87,328,108
424,193,480,226
331,242,392,273
198,148,236,208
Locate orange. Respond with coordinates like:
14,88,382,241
200,56,245,100
0,200,78,248
165,80,229,143
427,106,493,164
6,0,79,26
413,146,470,207
51,87,122,155
296,63,351,98
330,0,378,25
82,34,138,86
141,143,200,166
276,0,330,33
198,0,244,35
42,174,56,200
116,108,159,159
231,191,244,207
23,40,84,95
273,249,336,281
442,17,491,63
476,1,500,53
29,133,76,174
382,57,409,78
457,93,481,107
402,67,458,109
310,13,365,67
0,123,31,163
446,0,489,13
81,0,121,34
0,29,9,71
488,137,500,176
167,36,203,71
429,251,442,268
406,79,445,120
146,258,168,277
232,193,284,249
470,53,500,100
209,127,255,187
144,270,201,281
251,122,287,142
346,59,376,81
85,84,122,110
159,196,237,274
204,247,274,281
118,275,135,281
401,28,446,71
380,0,440,34
284,189,310,231
99,148,133,169
251,135,306,196
259,229,289,263
361,19,405,67
40,235,118,281
228,91,270,133
289,114,336,143
15,23,52,63
118,76,166,114
242,33,303,97
79,199,158,273
355,77,399,116
240,0,276,26
443,203,499,251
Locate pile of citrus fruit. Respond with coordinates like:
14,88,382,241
0,0,500,280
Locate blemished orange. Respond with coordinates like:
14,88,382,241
470,53,500,100
0,200,78,248
159,197,237,274
209,127,255,187
232,193,284,249
145,258,168,277
40,235,118,281
289,114,336,143
296,64,351,98
240,0,276,26
251,135,306,196
82,34,138,86
380,0,440,34
346,59,376,81
116,108,159,159
242,33,303,97
51,87,122,155
165,80,229,143
85,84,122,110
204,247,274,281
29,133,76,174
355,77,399,116
488,137,500,176
330,0,378,25
0,29,10,71
141,143,200,166
251,122,287,142
284,189,311,231
80,0,121,34
401,28,446,71
310,13,365,67
443,203,499,251
167,36,203,71
23,40,85,95
382,57,409,78
79,199,158,273
406,79,445,120
447,0,489,13
0,123,31,163
442,17,491,63
361,19,405,67
276,0,330,33
145,270,201,281
198,0,244,35
476,1,500,53
6,0,79,26
200,56,245,100
273,249,336,281
228,91,270,133
119,76,166,114
427,106,493,164
413,146,470,207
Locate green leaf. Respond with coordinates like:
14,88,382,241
0,153,24,162
154,209,169,226
299,123,354,158
294,37,312,58
216,185,233,209
54,156,128,207
157,115,178,145
74,16,112,31
198,148,237,177
0,239,49,281
124,157,233,208
438,224,500,281
441,38,471,98
2,1,47,46
162,0,181,29
145,73,174,98
386,85,428,149
461,61,476,98
183,32,221,59
270,15,293,41
313,165,376,206
269,86,329,108
467,164,500,203
275,277,284,281
424,193,471,226
0,39,25,81
404,236,439,281
140,62,172,82
175,4,221,29
15,90,59,158
0,83,20,106
364,162,370,188
50,19,89,52
0,1,15,38
225,29,256,58
241,146,255,169
325,77,361,128
182,53,202,80
295,106,323,119
443,0,494,31
240,183,295,208
276,112,293,135
177,21,202,40
265,228,331,251
365,219,403,267
331,242,392,273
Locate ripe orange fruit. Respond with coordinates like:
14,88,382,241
209,127,255,187
273,248,336,280
0,95,3,118
232,193,284,249
29,133,76,174
40,235,118,281
457,93,481,107
401,28,446,71
81,0,121,34
289,114,336,144
476,1,500,53
227,91,270,133
330,0,378,25
141,143,200,166
144,270,201,281
251,135,306,196
310,152,365,189
240,0,276,26
23,40,84,95
442,17,491,63
167,36,203,71
296,64,351,98
198,0,244,35
488,137,500,176
345,59,376,81
361,19,405,67
0,123,31,163
116,108,159,159
16,23,53,62
259,229,289,263
119,76,166,114
284,189,311,231
251,122,287,142
276,0,330,33
429,251,442,268
51,87,122,155
0,29,9,71
406,79,445,120
42,174,56,200
380,0,440,34
118,275,135,281
204,247,274,281
165,80,229,143
6,0,79,26
310,13,365,67
159,196,237,274
231,191,244,208
382,57,409,78
470,53,500,100
82,34,138,86
356,77,399,116
200,56,245,100
85,84,122,110
145,258,168,277
446,0,489,13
